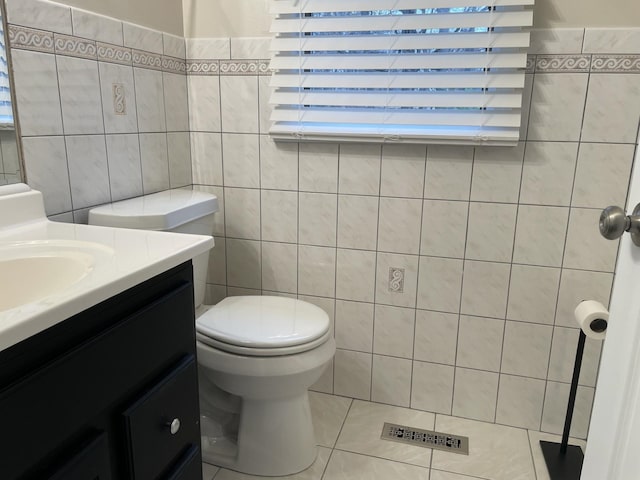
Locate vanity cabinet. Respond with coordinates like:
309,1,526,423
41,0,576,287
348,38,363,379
0,262,202,480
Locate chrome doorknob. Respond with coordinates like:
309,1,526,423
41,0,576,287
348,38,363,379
599,203,640,246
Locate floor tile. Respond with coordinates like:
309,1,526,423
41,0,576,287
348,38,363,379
322,450,429,480
213,447,331,480
309,392,353,448
203,462,220,480
527,430,586,480
335,400,435,467
430,470,490,480
431,415,535,480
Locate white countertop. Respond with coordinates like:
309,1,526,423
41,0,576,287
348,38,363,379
0,187,214,352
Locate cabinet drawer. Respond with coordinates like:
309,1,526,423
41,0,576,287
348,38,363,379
48,432,112,480
164,445,201,480
123,355,201,480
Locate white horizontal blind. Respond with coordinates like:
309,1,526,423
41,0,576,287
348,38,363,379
269,0,534,145
0,20,13,127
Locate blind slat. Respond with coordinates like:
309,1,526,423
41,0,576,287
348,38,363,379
272,0,534,14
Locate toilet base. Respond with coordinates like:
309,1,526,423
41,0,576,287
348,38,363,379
201,392,318,476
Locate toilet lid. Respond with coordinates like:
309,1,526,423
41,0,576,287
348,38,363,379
196,296,331,349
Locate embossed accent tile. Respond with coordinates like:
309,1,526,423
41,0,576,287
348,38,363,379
187,60,220,75
535,55,591,73
53,33,97,60
132,49,163,71
8,25,54,54
591,55,640,73
97,42,132,65
220,60,262,75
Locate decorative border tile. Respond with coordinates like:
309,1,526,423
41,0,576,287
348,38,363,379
219,60,262,75
526,55,536,74
258,60,271,76
591,55,640,73
97,42,132,66
8,25,54,54
53,33,97,60
187,60,220,75
162,56,186,74
132,49,163,71
535,55,591,73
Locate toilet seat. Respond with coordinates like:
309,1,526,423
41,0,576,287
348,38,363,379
196,296,331,357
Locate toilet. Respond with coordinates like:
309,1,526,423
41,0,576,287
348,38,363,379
89,188,336,476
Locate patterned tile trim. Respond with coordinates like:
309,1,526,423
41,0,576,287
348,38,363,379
187,60,220,75
525,55,536,74
54,33,97,60
132,49,163,71
258,60,271,76
97,42,132,66
8,25,54,54
591,55,640,73
219,60,263,75
535,55,591,73
163,56,187,74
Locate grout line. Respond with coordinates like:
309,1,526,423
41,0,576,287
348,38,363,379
526,430,541,480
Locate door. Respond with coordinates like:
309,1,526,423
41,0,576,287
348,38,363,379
582,141,640,479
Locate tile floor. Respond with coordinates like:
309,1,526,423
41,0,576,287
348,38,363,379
202,392,587,480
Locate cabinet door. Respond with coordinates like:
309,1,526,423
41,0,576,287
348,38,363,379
163,445,201,480
123,355,201,480
48,432,112,480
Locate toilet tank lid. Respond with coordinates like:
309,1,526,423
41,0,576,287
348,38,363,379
88,189,219,230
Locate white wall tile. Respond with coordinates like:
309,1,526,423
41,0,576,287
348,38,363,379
338,144,382,196
134,68,166,132
299,143,339,193
380,144,426,198
261,189,297,243
188,76,221,132
261,241,297,293
224,187,260,240
163,72,189,132
298,245,336,298
411,361,454,414
186,38,230,59
105,134,142,201
260,136,298,190
507,265,561,325
548,327,602,388
528,74,589,142
98,62,138,134
417,256,463,313
564,208,619,272
167,132,191,188
7,0,72,35
572,143,634,209
57,56,104,135
71,8,123,45
337,195,379,251
456,315,504,372
465,203,517,263
471,143,524,203
207,236,226,286
230,37,270,59
258,75,271,134
139,133,169,193
221,133,259,188
528,28,585,54
123,22,163,54
542,382,594,439
373,305,415,359
195,185,225,236
420,200,468,258
335,300,374,352
163,33,186,59
520,74,534,141
520,142,579,206
555,269,613,328
375,252,419,308
220,76,258,133
513,205,569,267
226,238,261,289
460,261,510,318
191,132,223,185
583,28,640,54
501,321,553,379
299,193,337,247
22,136,71,215
372,355,412,407
425,146,473,200
335,248,376,303
496,375,545,430
334,349,372,400
378,197,423,255
453,368,499,422
414,310,458,365
65,135,110,209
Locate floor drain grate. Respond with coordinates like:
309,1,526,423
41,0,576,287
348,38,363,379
381,422,469,456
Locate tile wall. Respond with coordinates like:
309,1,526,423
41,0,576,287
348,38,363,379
186,31,640,439
7,0,640,440
5,0,191,221
0,130,20,185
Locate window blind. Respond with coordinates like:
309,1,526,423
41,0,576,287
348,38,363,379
269,0,534,145
0,21,14,127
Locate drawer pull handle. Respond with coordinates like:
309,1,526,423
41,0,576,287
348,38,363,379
168,418,181,435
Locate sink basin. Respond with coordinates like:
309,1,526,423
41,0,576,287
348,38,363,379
0,241,113,312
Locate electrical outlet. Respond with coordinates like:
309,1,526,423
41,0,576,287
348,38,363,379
388,267,405,293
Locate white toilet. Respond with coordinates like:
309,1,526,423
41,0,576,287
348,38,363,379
89,188,336,476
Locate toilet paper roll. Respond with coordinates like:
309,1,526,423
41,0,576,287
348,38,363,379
574,300,609,340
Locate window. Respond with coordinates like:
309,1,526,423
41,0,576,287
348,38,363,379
269,0,534,145
0,18,13,127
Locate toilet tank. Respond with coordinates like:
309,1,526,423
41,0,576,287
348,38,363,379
88,188,219,308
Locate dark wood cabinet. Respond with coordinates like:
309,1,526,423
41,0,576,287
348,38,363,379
0,263,202,480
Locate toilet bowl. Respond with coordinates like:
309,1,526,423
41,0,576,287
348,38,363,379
89,188,336,476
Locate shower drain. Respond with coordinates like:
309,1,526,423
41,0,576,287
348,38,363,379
381,422,469,456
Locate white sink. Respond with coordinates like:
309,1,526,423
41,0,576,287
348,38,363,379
0,240,112,312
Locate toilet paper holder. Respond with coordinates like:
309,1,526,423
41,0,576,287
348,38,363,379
599,203,640,246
